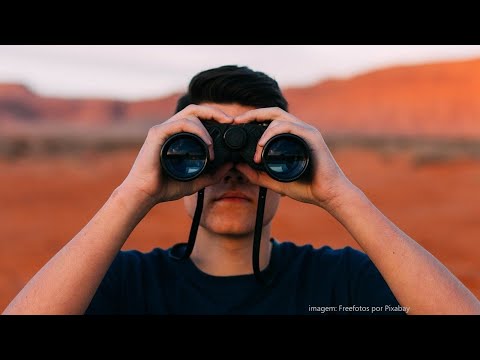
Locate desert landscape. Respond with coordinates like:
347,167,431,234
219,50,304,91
1,58,480,312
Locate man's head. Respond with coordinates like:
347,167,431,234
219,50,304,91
175,65,288,113
177,65,288,237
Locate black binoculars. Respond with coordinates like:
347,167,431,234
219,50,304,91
160,120,310,182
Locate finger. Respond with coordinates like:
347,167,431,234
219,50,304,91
235,163,286,195
184,116,215,161
150,118,214,160
234,107,296,124
193,162,233,190
253,122,309,163
257,122,305,147
174,104,234,124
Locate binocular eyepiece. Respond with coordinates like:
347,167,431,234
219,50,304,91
160,120,310,182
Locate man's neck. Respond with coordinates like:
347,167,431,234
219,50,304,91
190,226,273,276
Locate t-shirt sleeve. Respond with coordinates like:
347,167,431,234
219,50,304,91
84,253,126,315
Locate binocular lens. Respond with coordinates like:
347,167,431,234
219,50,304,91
262,134,309,182
161,134,208,181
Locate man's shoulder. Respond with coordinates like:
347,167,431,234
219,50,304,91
276,240,367,263
110,246,173,271
275,240,373,279
117,247,169,258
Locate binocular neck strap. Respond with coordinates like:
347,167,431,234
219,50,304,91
181,188,204,260
253,186,272,285
180,186,271,286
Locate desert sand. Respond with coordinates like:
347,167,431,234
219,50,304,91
1,148,479,312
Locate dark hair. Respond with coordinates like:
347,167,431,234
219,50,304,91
175,65,288,113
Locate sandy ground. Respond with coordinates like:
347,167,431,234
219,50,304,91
1,149,479,312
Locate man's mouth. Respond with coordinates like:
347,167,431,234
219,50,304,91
215,191,252,202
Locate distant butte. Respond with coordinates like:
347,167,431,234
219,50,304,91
2,58,480,137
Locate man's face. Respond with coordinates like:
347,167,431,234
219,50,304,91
183,103,281,237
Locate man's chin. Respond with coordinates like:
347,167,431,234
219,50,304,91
204,224,254,238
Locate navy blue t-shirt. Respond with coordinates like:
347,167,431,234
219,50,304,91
85,239,404,315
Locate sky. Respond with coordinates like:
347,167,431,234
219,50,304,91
1,45,480,101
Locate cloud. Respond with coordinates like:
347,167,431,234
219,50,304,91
1,45,480,100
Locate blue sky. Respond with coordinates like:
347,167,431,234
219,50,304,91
1,45,480,100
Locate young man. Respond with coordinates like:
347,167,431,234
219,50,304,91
3,65,480,315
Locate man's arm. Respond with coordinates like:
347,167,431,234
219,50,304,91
326,184,480,314
234,107,480,315
2,105,234,315
3,186,153,315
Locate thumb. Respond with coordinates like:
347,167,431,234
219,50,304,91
235,163,285,194
193,162,233,189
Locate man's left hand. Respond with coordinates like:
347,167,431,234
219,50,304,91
234,107,355,210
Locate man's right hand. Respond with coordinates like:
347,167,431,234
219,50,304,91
2,106,234,315
118,104,234,206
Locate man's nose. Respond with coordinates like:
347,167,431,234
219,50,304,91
222,166,248,184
